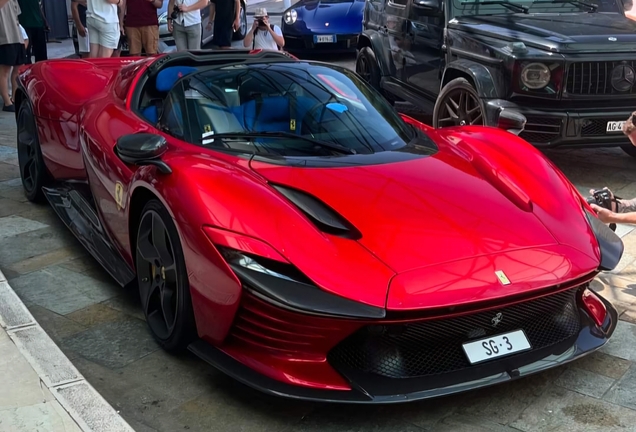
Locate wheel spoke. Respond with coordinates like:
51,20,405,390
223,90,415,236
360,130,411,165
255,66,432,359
458,92,465,115
444,103,458,119
141,280,160,316
137,223,160,263
160,285,176,331
28,160,37,184
163,263,178,285
471,113,483,125
151,214,174,267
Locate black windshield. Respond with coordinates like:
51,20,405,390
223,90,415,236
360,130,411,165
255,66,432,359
166,62,436,158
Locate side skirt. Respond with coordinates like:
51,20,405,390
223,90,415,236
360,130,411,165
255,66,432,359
42,185,136,287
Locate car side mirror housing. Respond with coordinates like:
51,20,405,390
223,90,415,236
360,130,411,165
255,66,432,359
115,133,172,174
412,0,442,16
497,109,526,136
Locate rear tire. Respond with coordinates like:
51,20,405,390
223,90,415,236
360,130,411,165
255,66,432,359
135,199,196,352
16,101,48,203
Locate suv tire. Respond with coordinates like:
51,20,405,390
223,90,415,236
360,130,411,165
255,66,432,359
433,77,485,129
356,46,395,105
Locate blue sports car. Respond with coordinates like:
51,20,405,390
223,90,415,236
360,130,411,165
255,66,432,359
281,0,364,53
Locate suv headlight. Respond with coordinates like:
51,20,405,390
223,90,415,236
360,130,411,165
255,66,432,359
158,12,168,25
284,9,298,24
520,62,551,89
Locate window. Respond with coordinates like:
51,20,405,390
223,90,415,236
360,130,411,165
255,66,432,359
159,83,187,141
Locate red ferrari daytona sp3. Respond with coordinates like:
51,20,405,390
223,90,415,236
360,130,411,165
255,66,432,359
13,50,623,403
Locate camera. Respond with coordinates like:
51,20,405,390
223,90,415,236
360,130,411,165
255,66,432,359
586,187,616,210
170,5,180,20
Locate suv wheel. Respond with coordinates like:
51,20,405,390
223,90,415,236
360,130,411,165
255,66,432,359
620,144,636,158
433,77,484,128
356,47,381,90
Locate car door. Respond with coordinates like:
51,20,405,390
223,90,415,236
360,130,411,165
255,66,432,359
403,0,445,99
384,0,410,81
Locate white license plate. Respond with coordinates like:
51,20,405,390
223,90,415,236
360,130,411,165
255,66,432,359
607,121,625,133
462,329,531,364
316,35,335,43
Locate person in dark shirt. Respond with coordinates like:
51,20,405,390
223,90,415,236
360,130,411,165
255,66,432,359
206,0,239,49
124,0,163,56
71,0,89,58
16,0,48,63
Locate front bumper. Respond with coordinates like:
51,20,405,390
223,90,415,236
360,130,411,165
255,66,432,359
485,99,633,148
281,31,359,53
189,286,618,403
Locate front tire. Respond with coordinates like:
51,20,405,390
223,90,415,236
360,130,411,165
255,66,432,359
135,199,196,352
433,77,485,129
17,101,48,203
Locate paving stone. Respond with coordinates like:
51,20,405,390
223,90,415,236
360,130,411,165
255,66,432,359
512,386,636,431
0,227,77,268
604,364,636,410
572,350,632,380
620,305,636,325
66,303,133,328
452,367,565,426
0,328,54,410
0,162,19,182
0,177,27,202
0,197,34,218
5,246,85,276
601,320,636,362
0,145,18,167
60,317,159,369
0,215,48,239
60,255,101,274
28,305,87,345
555,367,616,399
0,401,82,432
590,276,636,311
430,415,527,431
9,266,120,315
101,294,145,322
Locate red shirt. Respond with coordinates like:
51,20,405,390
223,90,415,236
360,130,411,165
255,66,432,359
124,0,159,27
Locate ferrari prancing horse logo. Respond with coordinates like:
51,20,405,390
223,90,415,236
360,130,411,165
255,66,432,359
495,270,510,285
115,182,124,211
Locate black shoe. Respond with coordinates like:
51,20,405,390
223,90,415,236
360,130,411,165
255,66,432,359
2,104,15,113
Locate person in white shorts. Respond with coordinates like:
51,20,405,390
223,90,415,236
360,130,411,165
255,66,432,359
86,0,123,57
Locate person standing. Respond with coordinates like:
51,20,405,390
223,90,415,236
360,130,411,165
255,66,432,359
243,8,283,51
87,0,123,58
167,0,208,51
71,0,90,58
16,0,48,63
0,0,26,112
124,0,163,56
206,0,239,49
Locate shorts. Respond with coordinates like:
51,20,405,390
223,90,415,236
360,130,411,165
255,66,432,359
86,16,120,49
125,25,159,55
77,28,90,53
0,43,27,66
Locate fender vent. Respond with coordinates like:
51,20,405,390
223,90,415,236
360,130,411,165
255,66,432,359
272,185,361,239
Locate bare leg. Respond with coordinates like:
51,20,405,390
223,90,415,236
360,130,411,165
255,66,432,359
89,42,100,58
10,66,19,101
0,65,12,107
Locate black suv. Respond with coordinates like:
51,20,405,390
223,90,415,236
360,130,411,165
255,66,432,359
356,0,636,157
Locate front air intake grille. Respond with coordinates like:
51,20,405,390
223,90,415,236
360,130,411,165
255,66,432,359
566,61,636,96
328,288,581,379
519,116,562,144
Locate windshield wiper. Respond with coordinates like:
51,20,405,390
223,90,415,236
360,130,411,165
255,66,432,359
461,1,529,12
531,0,597,11
200,131,357,155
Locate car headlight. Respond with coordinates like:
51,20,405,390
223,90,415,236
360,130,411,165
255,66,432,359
284,9,298,24
520,62,551,90
158,12,168,25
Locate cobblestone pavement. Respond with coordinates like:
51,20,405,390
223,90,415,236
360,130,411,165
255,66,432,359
4,94,636,430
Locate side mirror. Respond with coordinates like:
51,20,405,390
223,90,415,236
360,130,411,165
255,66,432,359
497,109,526,136
412,0,442,15
115,133,172,174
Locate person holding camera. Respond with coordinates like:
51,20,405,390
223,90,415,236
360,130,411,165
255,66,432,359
588,113,636,225
243,8,284,51
167,0,208,51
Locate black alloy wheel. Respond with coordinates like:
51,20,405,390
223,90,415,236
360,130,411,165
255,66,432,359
136,199,196,352
356,46,381,91
17,102,47,203
433,77,485,129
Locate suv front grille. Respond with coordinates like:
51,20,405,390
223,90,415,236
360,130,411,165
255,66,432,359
328,288,581,379
566,61,636,96
519,116,562,144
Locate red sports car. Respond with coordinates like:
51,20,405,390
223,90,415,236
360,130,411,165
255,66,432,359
13,49,622,403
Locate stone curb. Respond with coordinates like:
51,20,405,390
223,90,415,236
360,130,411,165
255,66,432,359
0,269,135,432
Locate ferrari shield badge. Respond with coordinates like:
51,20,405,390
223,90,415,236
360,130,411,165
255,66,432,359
290,119,296,131
495,270,511,285
115,182,124,211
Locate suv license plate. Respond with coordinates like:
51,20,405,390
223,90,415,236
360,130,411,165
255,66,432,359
462,329,531,364
607,121,625,133
315,35,335,43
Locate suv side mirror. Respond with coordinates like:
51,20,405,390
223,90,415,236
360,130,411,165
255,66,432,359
412,0,442,15
115,133,172,174
497,109,526,136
